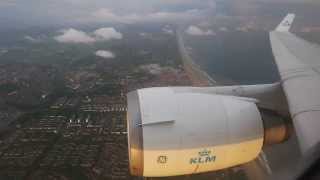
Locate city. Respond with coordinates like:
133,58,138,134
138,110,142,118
0,32,192,179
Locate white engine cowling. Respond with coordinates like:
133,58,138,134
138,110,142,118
127,87,264,177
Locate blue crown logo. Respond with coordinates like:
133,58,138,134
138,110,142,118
198,149,211,156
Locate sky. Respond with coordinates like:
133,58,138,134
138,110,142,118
0,0,316,29
0,0,216,28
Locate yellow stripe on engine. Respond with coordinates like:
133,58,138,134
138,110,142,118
142,138,263,177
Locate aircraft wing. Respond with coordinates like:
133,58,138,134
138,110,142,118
270,14,320,154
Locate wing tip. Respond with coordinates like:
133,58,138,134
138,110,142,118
275,13,296,32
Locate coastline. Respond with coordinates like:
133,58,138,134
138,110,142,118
176,30,218,87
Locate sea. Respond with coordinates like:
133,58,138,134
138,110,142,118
184,31,280,85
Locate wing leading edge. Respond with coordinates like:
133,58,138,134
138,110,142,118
270,14,320,154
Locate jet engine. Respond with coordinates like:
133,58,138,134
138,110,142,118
127,87,265,177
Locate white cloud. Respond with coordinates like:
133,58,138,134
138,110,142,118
93,27,123,40
24,35,46,42
162,25,174,35
92,9,142,24
185,25,215,36
0,0,217,26
54,27,122,44
90,8,204,24
219,27,228,32
92,9,126,23
95,50,115,58
24,36,38,42
54,28,95,44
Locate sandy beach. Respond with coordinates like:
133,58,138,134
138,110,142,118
176,30,218,87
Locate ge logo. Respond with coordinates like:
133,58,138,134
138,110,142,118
157,155,168,164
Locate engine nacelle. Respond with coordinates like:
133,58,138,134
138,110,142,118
127,87,264,177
